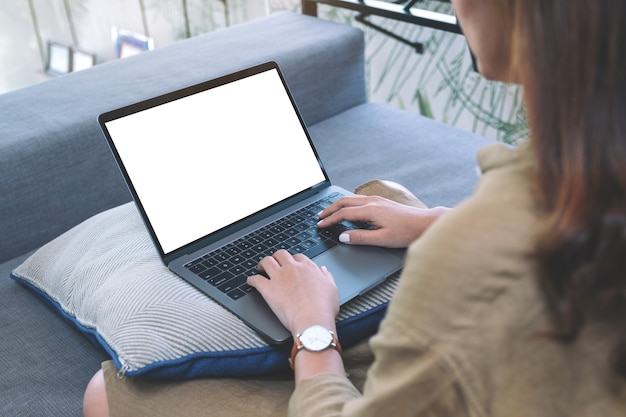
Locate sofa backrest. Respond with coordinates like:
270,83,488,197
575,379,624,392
0,12,365,263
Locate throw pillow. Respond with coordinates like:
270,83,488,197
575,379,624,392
11,202,399,379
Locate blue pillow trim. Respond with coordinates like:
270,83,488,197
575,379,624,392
11,272,388,380
10,273,118,353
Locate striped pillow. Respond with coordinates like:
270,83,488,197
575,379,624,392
11,202,399,379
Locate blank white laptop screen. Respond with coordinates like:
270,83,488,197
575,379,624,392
104,68,326,254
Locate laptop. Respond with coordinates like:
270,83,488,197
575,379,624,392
98,61,403,344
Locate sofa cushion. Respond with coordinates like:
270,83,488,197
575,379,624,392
310,103,492,208
1,251,110,416
11,202,399,380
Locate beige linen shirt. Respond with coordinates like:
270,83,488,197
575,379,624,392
289,143,626,417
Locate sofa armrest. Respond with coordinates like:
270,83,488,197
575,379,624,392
0,12,365,263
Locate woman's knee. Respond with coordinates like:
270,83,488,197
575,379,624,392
83,369,110,417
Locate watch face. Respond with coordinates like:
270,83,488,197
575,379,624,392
300,325,333,352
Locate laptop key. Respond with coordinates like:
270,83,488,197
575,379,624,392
218,260,235,270
241,249,258,259
199,267,222,281
299,239,317,250
188,263,207,274
227,246,241,256
218,275,248,293
242,259,257,270
274,242,292,251
290,245,307,254
214,250,231,261
227,288,246,300
302,240,337,259
252,243,269,253
229,265,247,275
236,241,253,250
296,231,313,240
269,225,285,234
202,258,219,268
209,271,234,287
250,235,264,245
293,223,309,232
260,230,274,240
284,228,299,237
264,238,279,247
240,283,256,293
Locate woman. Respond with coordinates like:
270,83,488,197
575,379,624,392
84,0,626,415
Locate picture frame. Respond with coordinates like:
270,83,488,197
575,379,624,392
46,40,96,76
45,40,72,76
112,28,154,58
71,46,96,72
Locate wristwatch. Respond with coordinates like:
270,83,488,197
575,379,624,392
289,325,342,370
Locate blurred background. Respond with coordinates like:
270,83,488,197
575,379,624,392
1,0,526,143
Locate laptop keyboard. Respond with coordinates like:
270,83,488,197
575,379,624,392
183,192,369,301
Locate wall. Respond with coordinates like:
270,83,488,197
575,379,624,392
0,0,267,93
1,0,526,143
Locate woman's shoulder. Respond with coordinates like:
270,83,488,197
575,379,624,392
476,140,534,173
413,140,538,267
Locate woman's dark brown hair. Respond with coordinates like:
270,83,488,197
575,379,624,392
516,0,626,377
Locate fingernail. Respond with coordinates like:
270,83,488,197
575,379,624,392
339,233,350,243
317,219,324,226
317,210,324,217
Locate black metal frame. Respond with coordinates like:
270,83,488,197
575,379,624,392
302,0,461,35
301,0,476,67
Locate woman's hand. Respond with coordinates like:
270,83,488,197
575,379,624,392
247,250,345,383
247,250,339,334
317,195,450,248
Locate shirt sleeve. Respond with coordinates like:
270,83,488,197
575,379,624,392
288,373,360,417
288,319,473,417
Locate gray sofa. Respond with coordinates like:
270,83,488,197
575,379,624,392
0,11,490,416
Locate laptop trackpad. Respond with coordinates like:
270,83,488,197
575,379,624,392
313,245,403,304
